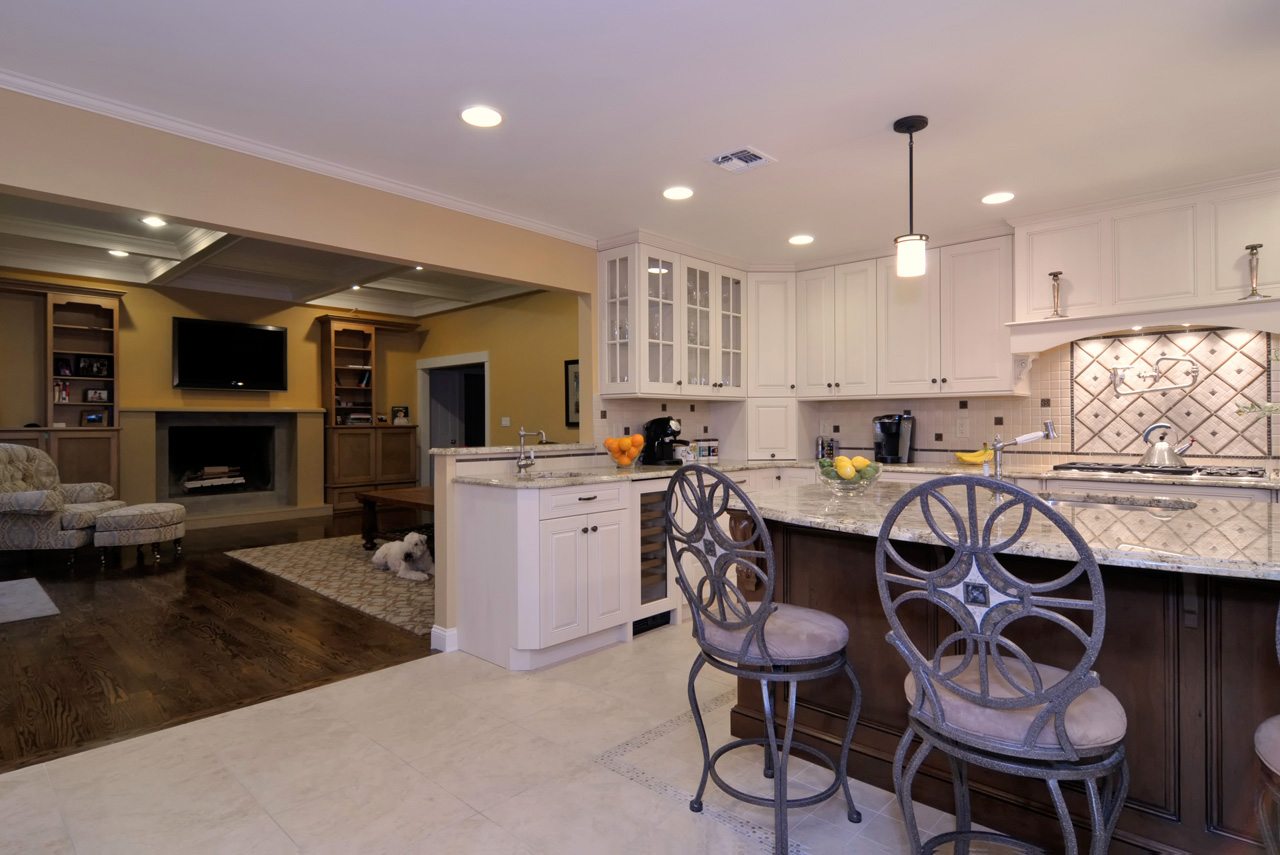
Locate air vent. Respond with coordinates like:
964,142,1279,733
710,147,777,173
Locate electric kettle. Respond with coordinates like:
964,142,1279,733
1138,422,1195,468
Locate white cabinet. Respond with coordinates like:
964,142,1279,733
1112,203,1197,308
746,398,798,460
778,467,817,487
1015,217,1104,321
703,266,746,398
939,237,1015,394
680,256,715,397
876,250,941,395
1208,187,1280,300
798,262,878,398
747,272,796,396
599,245,635,396
538,508,628,647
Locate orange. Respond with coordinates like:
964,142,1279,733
603,437,619,453
627,446,640,460
630,433,645,448
617,437,632,453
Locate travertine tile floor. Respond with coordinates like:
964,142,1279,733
0,625,1001,854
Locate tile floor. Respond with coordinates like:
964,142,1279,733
0,625,998,854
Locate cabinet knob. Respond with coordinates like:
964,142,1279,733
790,384,795,390
676,380,682,386
931,378,938,384
827,382,833,389
941,378,948,383
834,382,841,388
770,453,776,459
775,475,781,481
581,527,588,534
590,525,598,532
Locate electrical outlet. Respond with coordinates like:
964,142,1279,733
955,417,971,439
500,416,511,427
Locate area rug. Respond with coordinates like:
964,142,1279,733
227,535,433,635
0,578,61,624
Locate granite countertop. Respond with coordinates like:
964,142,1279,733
452,459,781,487
739,481,1280,582
430,442,596,457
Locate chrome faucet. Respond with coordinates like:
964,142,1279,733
516,426,546,475
992,420,1057,480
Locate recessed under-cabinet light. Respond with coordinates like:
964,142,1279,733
1131,325,1143,331
108,249,129,257
788,234,814,246
140,215,167,227
647,266,670,275
981,191,1015,205
351,284,361,290
460,105,502,127
662,186,693,201
415,265,424,270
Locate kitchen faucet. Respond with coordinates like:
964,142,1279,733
516,426,546,475
992,420,1057,481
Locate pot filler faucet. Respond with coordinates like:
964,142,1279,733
993,420,1057,480
516,426,546,475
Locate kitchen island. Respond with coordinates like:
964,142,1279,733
730,480,1280,853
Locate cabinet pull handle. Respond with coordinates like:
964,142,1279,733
577,495,598,501
590,525,598,532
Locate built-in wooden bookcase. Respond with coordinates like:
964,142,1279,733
321,320,376,427
47,293,119,429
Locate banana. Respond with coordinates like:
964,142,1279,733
954,448,994,464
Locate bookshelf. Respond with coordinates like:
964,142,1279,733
47,293,119,429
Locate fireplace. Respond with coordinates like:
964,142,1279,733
155,412,296,514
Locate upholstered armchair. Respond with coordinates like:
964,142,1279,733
0,443,125,555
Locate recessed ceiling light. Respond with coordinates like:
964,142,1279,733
107,249,129,257
1131,325,1143,331
981,191,1015,205
351,284,361,290
460,105,502,127
415,265,424,271
662,186,693,201
647,266,671,275
1182,322,1192,327
140,215,167,227
788,234,815,246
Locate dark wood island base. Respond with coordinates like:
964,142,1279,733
730,521,1279,853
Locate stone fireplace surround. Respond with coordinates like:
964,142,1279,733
156,412,294,516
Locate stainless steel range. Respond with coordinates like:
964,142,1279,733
1052,462,1266,478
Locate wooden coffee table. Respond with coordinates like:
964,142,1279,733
355,486,435,550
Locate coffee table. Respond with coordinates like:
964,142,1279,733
355,486,435,551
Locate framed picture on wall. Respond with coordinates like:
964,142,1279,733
564,359,580,428
390,405,410,425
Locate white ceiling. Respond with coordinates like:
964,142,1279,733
1,1,1279,266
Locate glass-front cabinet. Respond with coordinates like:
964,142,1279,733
598,243,747,398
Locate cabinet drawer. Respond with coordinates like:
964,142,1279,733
539,482,628,519
327,485,372,512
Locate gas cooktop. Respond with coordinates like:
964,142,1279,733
1052,462,1267,478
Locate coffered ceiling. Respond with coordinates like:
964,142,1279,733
1,1,1279,267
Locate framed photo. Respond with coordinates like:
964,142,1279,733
76,355,111,377
79,410,106,427
564,359,580,428
84,388,110,403
54,357,72,376
390,405,410,425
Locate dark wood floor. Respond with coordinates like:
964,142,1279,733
0,511,429,774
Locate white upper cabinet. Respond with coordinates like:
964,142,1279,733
939,236,1015,394
713,267,747,398
1015,217,1104,321
745,397,798,460
598,245,635,397
795,261,877,398
1208,186,1280,300
747,272,796,397
679,257,715,397
640,246,681,395
1112,203,1196,308
795,267,835,397
877,250,941,396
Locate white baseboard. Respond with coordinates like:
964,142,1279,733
431,625,459,652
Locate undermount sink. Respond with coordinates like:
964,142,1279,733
1037,493,1197,511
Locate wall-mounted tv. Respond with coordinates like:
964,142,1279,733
172,317,288,391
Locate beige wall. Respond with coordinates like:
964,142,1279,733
0,290,44,426
422,290,581,445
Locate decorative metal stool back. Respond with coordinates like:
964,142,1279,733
666,464,863,854
875,475,1128,854
1255,601,1280,854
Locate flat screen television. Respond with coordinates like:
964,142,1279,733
172,317,288,391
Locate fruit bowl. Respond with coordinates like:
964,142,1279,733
816,455,882,495
603,434,645,469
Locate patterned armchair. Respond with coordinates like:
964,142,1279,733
0,444,125,553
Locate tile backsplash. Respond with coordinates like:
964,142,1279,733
1072,329,1270,458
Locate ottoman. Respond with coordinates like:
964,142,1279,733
93,503,186,567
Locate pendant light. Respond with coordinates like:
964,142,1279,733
893,115,929,278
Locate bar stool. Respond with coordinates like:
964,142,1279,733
1255,603,1280,854
665,464,863,855
874,475,1129,854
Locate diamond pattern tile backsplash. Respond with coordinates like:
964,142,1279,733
1072,329,1270,457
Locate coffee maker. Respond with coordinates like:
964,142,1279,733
639,416,689,466
873,413,914,464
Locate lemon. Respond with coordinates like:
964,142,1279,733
851,455,871,471
835,461,856,480
833,455,851,469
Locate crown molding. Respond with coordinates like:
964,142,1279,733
0,70,599,250
597,230,753,271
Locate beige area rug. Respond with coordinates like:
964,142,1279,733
0,578,60,624
227,535,433,635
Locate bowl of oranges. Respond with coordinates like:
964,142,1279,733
816,454,881,495
603,434,646,468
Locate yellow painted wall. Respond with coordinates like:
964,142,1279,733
0,290,44,426
422,290,581,445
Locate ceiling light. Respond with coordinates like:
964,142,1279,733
460,105,502,127
107,249,129,257
788,235,815,246
893,115,929,278
1182,323,1192,327
981,192,1015,205
647,266,670,275
1131,325,1143,331
351,284,361,290
415,265,424,271
662,186,693,201
140,215,167,227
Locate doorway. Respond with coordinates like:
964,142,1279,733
417,352,491,484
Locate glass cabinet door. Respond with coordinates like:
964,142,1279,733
604,254,630,384
719,271,744,392
645,254,677,388
684,262,713,392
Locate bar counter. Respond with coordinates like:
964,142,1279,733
730,481,1280,853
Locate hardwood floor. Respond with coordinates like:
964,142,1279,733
0,511,429,774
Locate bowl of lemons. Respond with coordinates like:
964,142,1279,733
816,454,882,495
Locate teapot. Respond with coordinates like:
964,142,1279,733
1138,422,1195,468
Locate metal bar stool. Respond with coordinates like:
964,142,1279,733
1255,602,1280,853
664,464,863,855
874,475,1129,854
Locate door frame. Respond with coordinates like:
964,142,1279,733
417,351,491,484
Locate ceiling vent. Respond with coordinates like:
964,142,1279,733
710,147,776,174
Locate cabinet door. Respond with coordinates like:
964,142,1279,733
50,431,118,493
599,246,637,395
1016,218,1104,320
539,515,590,647
1208,188,1280,300
680,257,714,396
876,251,941,396
1112,203,1197,308
587,509,628,633
639,246,681,395
939,237,1014,394
746,398,797,461
328,428,377,484
795,267,835,398
714,267,746,398
833,260,878,396
779,467,817,487
747,272,796,396
375,428,418,483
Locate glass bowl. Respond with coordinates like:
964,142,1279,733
815,457,882,495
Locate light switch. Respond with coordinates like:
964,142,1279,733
500,416,511,427
956,417,970,439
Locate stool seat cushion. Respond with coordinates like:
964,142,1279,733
1256,715,1280,776
61,500,126,531
904,655,1127,755
95,503,186,532
703,603,849,664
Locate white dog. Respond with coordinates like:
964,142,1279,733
371,532,434,581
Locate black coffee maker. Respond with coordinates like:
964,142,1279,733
639,416,688,466
873,413,915,464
